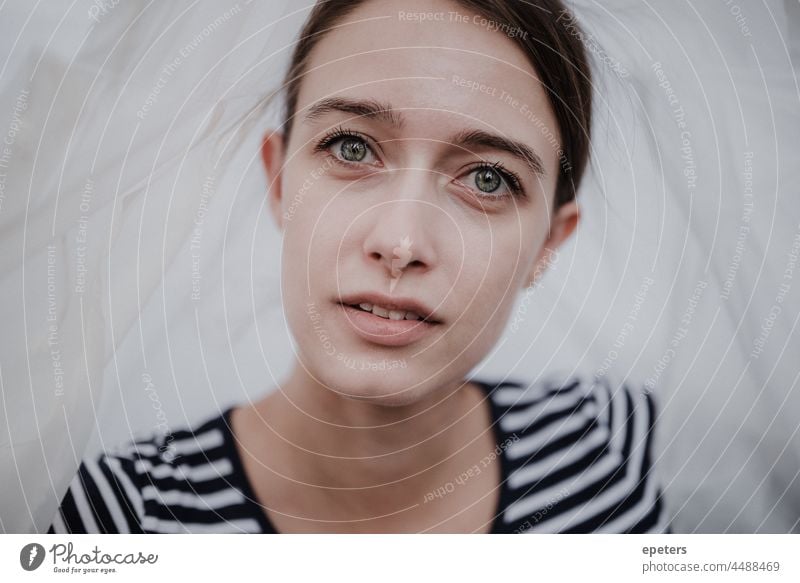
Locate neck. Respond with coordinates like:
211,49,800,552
262,362,486,496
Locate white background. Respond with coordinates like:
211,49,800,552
0,0,798,533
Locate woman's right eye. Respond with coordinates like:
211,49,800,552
314,129,379,166
337,137,369,162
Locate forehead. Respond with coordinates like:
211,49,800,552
293,0,560,164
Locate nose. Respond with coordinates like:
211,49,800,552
361,174,439,278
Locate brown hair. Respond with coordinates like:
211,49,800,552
281,0,592,209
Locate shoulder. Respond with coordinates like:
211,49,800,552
483,371,670,533
49,408,264,534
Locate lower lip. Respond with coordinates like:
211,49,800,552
337,303,440,347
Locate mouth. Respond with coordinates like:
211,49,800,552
337,292,442,325
335,292,443,348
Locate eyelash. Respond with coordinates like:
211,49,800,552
462,161,524,198
312,126,371,159
312,127,526,199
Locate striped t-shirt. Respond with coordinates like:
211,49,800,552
47,375,670,533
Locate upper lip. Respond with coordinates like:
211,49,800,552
338,291,442,324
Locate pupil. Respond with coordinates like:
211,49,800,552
341,138,367,162
476,168,501,193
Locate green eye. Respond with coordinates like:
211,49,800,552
474,167,502,193
461,163,525,200
339,138,368,162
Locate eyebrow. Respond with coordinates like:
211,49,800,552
451,129,546,177
304,97,405,129
303,97,546,176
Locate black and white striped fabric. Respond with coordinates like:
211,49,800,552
47,375,670,533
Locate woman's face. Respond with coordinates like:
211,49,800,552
264,0,578,406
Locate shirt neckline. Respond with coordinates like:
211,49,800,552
220,378,512,534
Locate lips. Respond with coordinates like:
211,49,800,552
337,291,442,324
333,290,443,348
349,302,424,321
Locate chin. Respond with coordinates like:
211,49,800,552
326,368,432,408
288,299,465,407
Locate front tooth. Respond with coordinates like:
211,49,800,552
371,305,389,318
359,302,373,311
404,311,421,320
388,310,405,320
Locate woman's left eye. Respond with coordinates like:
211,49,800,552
462,164,524,198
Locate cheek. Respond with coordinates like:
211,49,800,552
280,170,335,260
456,238,526,325
278,178,356,327
456,214,546,327
478,259,524,328
277,174,329,328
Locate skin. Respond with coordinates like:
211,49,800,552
231,0,580,533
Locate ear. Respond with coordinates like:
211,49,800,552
261,130,285,231
523,200,580,289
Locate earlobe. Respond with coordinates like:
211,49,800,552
548,200,580,250
262,130,285,231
